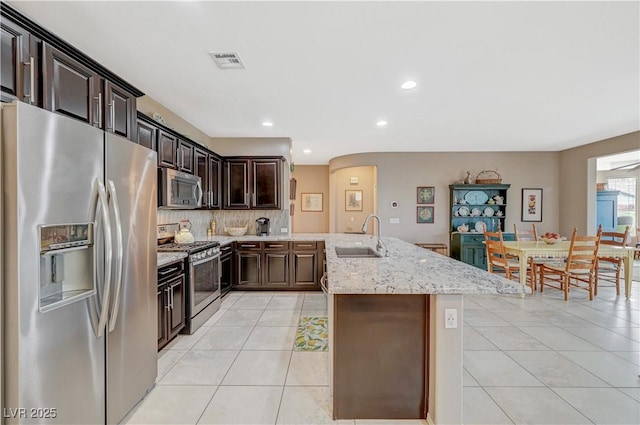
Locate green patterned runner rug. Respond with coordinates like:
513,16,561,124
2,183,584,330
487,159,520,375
294,316,328,352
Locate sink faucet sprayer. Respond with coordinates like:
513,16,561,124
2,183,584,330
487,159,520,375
361,214,388,257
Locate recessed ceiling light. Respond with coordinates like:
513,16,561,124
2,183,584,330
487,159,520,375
262,121,274,127
401,80,417,90
303,149,312,154
376,120,388,127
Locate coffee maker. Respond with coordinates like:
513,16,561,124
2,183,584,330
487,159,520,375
256,217,270,236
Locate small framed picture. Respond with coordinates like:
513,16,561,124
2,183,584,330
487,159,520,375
345,190,363,211
521,188,543,222
417,206,434,223
417,186,435,204
301,193,323,212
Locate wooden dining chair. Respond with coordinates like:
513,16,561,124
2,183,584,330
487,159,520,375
513,223,539,241
635,227,640,260
484,229,534,291
595,225,629,296
539,227,602,301
513,223,544,290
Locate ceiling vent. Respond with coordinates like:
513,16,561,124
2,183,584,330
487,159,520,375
209,52,245,69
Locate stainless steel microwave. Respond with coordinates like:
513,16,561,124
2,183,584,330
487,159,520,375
159,168,202,209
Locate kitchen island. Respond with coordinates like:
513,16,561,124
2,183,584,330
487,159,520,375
193,232,527,424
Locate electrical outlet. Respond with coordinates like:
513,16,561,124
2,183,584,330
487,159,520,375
445,309,457,329
280,228,288,233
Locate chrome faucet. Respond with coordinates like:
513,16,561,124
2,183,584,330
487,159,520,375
361,214,388,256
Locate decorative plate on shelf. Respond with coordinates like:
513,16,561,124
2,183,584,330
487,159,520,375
464,191,489,205
483,207,494,217
458,206,470,217
470,208,482,217
475,221,486,232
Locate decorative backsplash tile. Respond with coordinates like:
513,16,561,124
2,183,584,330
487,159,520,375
157,209,290,237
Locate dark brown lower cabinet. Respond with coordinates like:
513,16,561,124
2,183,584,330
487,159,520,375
232,241,323,290
334,294,429,420
157,264,186,351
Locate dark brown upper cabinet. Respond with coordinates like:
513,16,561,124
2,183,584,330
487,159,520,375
177,139,194,174
252,158,281,209
224,159,251,209
104,80,136,140
157,130,178,168
224,157,282,210
1,18,39,105
195,148,222,209
42,42,101,126
42,43,137,140
136,118,157,151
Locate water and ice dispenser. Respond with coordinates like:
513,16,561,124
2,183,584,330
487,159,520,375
39,223,95,312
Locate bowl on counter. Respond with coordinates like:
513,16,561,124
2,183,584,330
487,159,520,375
225,225,248,236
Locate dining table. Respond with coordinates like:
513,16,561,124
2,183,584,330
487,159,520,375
502,240,638,299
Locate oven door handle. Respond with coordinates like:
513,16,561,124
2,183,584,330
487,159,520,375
191,253,221,267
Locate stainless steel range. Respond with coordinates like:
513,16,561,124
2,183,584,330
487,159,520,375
157,224,221,334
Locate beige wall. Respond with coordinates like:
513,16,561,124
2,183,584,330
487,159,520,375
329,152,561,245
331,166,377,234
559,131,640,236
291,165,330,233
137,95,211,147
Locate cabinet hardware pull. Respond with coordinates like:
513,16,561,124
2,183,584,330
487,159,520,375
94,93,102,128
240,244,256,248
23,57,35,104
298,244,312,247
107,102,114,131
252,192,256,206
159,267,179,275
269,244,284,248
165,287,170,310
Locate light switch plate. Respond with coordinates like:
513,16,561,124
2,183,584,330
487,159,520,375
389,218,400,224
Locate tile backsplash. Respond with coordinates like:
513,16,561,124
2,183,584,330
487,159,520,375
157,209,290,238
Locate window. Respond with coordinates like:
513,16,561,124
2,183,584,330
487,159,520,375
607,177,636,229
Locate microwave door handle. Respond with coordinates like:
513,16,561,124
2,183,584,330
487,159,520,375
194,180,203,206
91,179,112,338
107,180,124,332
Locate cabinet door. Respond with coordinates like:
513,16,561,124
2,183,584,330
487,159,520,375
42,42,101,126
168,276,186,338
194,148,209,207
208,156,222,209
136,119,157,151
225,160,250,209
291,251,319,287
177,139,194,174
252,159,281,209
236,252,261,286
157,285,168,350
104,80,136,140
461,245,487,270
264,252,289,286
1,19,38,105
157,130,178,168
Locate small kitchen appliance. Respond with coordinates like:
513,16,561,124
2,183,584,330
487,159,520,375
256,217,270,236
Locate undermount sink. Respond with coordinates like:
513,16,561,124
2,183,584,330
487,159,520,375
334,247,382,258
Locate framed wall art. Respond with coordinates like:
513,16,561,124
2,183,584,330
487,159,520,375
417,206,434,223
301,193,323,212
521,188,543,222
345,190,363,211
417,186,435,204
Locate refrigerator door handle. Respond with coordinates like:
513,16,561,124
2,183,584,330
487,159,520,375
107,180,124,332
90,179,113,338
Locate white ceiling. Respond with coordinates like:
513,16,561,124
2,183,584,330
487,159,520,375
9,1,640,164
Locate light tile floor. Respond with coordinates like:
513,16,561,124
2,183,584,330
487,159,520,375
125,278,640,425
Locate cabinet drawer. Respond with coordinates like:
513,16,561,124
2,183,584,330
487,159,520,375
265,241,290,250
292,241,317,250
236,241,262,250
460,234,485,244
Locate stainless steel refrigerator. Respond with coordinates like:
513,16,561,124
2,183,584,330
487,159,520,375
1,102,157,424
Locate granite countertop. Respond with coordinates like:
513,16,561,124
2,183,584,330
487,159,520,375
158,252,187,267
190,233,527,296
